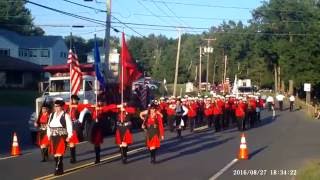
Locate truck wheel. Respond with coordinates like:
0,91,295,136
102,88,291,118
82,113,93,141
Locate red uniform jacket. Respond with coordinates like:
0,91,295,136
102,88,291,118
166,103,176,116
212,103,222,115
235,104,245,118
187,103,197,118
204,103,213,116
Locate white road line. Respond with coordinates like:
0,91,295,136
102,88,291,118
209,158,238,180
194,125,209,131
0,152,32,160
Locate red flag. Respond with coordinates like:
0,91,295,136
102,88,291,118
67,49,82,95
120,32,142,91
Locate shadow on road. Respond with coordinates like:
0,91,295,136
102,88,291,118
251,115,278,129
157,137,234,164
126,130,233,164
249,145,268,160
71,128,218,162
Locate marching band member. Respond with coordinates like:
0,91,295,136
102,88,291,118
140,103,164,163
47,98,73,175
35,104,51,162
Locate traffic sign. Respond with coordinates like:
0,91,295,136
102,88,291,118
304,83,311,92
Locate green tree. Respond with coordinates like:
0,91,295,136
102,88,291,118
0,0,44,35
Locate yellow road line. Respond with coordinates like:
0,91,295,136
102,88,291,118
34,147,146,180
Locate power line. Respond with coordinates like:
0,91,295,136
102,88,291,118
61,0,106,12
137,0,174,27
142,0,252,10
148,0,179,26
112,21,209,30
142,0,307,13
2,23,317,37
160,0,190,27
26,1,106,25
134,13,250,22
133,13,320,25
26,0,143,36
59,0,144,36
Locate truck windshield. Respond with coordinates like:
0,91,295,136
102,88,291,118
50,80,70,92
238,87,253,93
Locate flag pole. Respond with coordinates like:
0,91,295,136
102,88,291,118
121,32,124,117
95,34,98,121
69,32,73,107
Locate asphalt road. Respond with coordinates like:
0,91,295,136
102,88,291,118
0,107,34,154
0,106,320,180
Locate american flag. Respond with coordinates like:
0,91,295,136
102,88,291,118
139,80,148,109
67,49,82,95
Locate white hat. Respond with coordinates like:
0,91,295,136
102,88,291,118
83,99,89,104
54,97,64,101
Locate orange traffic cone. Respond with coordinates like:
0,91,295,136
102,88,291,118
238,133,248,160
11,132,21,156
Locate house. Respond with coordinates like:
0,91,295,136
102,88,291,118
87,48,120,77
0,56,42,88
0,28,68,66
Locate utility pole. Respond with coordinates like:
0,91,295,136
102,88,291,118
274,64,278,93
199,46,202,93
173,29,182,97
105,0,112,81
203,38,215,91
69,32,73,50
195,65,198,83
223,55,227,86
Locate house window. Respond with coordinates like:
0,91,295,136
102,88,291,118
0,49,10,56
6,71,23,84
19,48,28,57
60,52,67,58
19,49,23,57
40,49,50,58
24,49,28,57
29,49,37,57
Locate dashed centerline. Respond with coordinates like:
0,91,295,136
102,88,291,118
209,158,238,180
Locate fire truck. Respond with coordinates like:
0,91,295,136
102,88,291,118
29,63,119,142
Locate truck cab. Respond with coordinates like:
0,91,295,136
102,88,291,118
29,64,117,144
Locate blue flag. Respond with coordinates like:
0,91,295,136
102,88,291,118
94,35,106,89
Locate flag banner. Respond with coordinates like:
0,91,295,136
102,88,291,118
67,49,82,95
94,35,106,90
120,32,142,92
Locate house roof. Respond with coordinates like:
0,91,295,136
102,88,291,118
0,28,64,48
0,56,43,72
43,63,94,74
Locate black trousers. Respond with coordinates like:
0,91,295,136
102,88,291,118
223,110,230,129
279,101,283,111
213,115,221,132
206,115,213,128
189,117,195,131
167,115,175,131
236,117,245,131
290,102,294,111
247,110,256,128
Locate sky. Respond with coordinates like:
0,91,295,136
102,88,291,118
26,0,264,40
